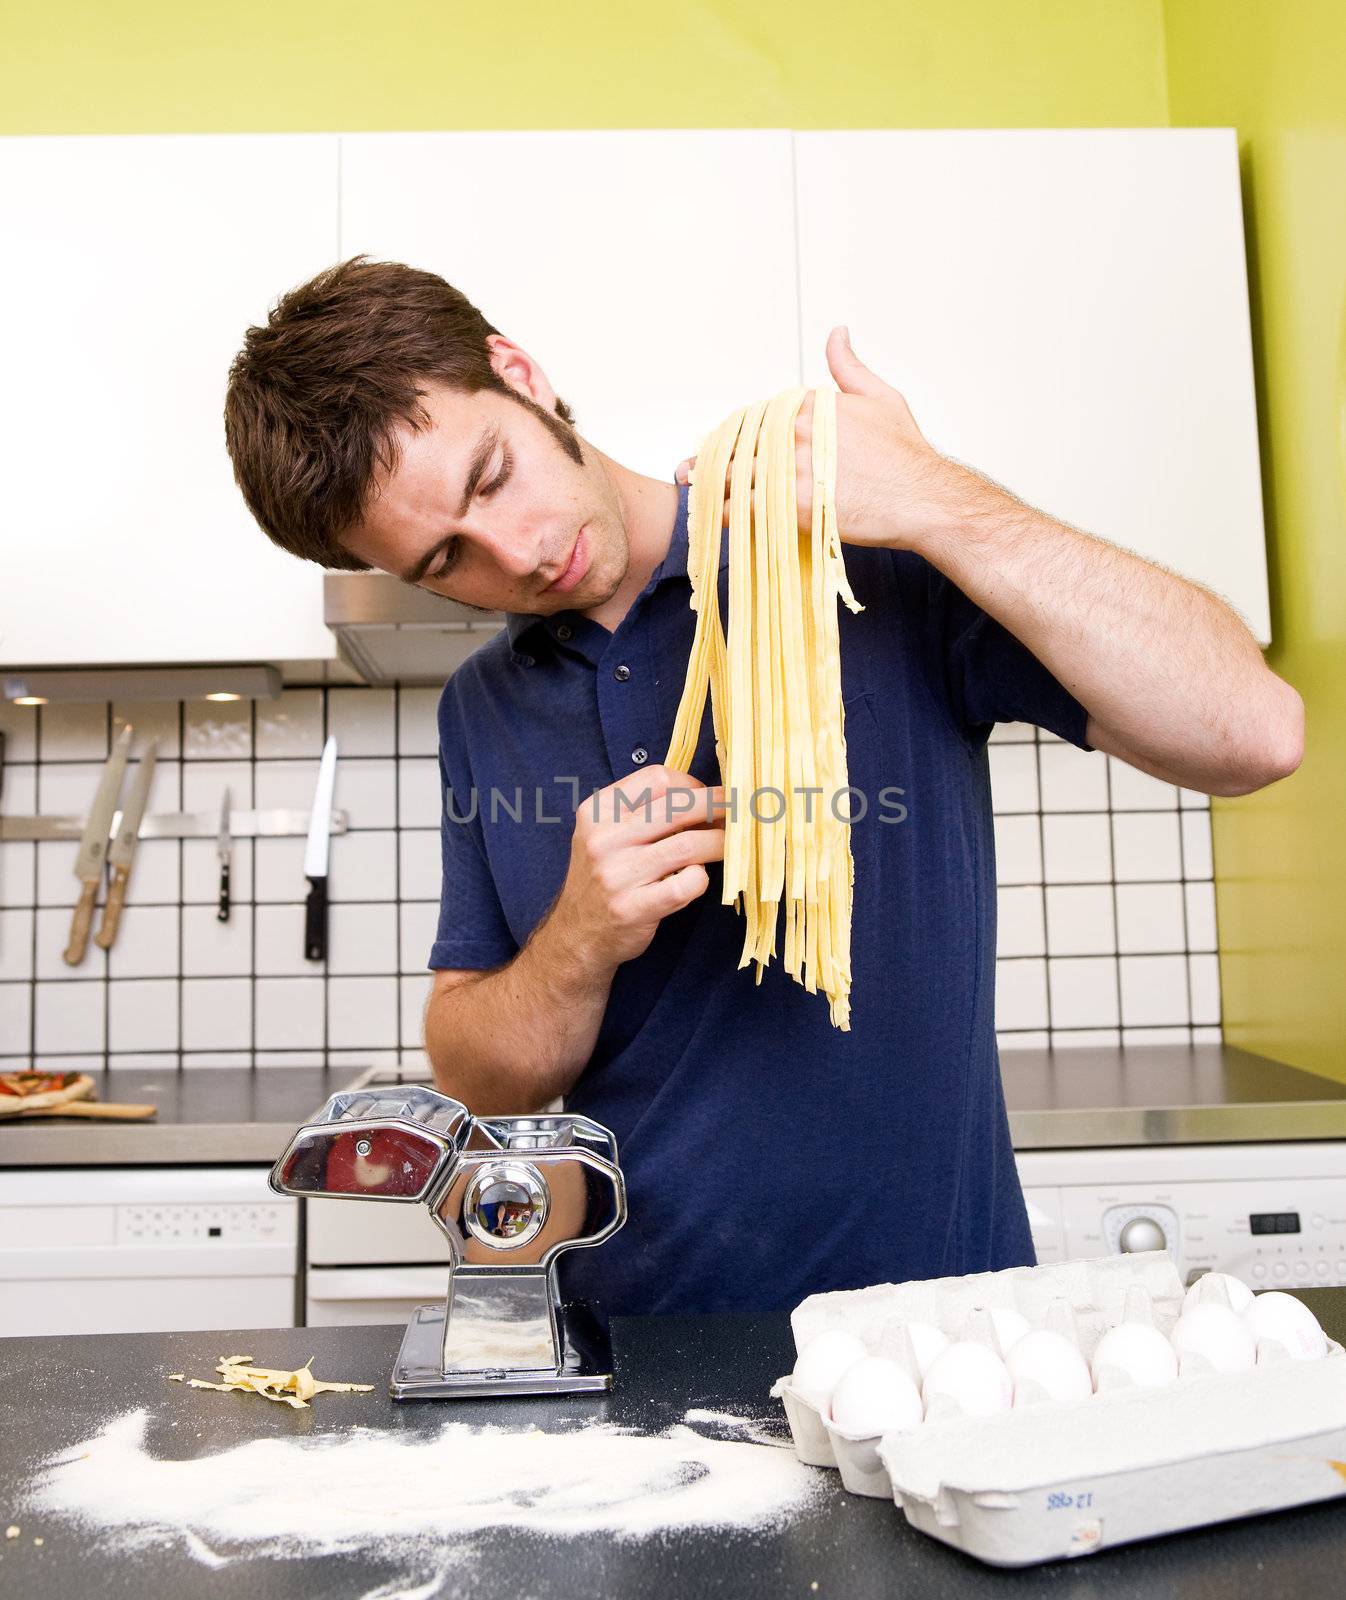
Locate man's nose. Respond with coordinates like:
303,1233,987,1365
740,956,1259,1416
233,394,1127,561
479,525,540,582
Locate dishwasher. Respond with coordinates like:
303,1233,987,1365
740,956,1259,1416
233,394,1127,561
0,1167,299,1338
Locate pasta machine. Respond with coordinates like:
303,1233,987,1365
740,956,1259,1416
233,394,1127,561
270,1084,628,1399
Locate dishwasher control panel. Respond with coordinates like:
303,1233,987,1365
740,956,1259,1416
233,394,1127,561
118,1202,292,1246
1018,1144,1346,1288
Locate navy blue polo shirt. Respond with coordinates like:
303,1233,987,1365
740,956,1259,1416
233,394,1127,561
431,483,1089,1316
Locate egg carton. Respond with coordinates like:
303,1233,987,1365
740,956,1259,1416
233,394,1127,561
771,1252,1346,1565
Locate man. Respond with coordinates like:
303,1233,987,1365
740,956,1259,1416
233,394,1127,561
225,257,1302,1316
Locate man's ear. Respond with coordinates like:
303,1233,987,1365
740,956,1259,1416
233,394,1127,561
486,334,559,412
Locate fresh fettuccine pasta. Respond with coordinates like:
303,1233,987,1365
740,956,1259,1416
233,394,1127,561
666,387,863,1029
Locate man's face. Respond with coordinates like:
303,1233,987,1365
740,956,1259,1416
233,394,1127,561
344,376,630,616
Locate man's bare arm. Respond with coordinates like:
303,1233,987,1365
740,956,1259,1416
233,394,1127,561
424,766,725,1116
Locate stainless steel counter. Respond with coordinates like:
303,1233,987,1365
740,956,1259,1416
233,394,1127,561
1002,1044,1346,1147
1,1045,1344,1167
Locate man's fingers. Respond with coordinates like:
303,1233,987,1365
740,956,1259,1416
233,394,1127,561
589,771,725,841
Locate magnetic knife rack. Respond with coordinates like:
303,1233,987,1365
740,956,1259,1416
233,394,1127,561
0,809,349,843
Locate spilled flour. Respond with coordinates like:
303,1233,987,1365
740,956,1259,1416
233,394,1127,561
26,1407,820,1597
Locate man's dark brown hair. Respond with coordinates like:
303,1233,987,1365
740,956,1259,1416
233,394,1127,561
224,256,577,571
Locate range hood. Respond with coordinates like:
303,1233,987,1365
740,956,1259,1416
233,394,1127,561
324,573,505,686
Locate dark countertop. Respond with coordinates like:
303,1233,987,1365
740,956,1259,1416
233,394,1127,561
3,1045,1346,1168
2,1295,1346,1598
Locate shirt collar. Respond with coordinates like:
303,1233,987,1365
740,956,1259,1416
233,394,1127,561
505,481,725,654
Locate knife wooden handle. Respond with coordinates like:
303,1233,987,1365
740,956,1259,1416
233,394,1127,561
218,859,231,923
94,863,130,950
64,880,98,966
304,874,328,962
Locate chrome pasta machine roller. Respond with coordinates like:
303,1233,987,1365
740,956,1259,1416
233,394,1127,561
270,1085,627,1399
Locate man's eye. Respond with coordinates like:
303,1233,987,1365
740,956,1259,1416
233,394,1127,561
431,540,461,580
479,448,513,499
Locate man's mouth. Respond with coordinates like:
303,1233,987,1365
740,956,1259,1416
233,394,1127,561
543,526,589,596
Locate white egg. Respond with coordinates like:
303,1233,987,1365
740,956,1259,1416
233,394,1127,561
922,1340,1014,1420
1182,1271,1254,1315
829,1356,925,1434
1090,1322,1179,1390
988,1307,1032,1356
790,1329,868,1410
1170,1303,1257,1376
902,1320,950,1378
1006,1330,1093,1407
1243,1291,1330,1362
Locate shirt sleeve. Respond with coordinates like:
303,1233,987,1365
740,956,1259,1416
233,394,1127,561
925,562,1092,749
427,750,521,972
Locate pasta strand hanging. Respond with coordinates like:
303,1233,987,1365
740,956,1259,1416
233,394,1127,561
665,387,864,1029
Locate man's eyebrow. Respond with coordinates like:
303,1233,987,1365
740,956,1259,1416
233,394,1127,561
399,423,501,585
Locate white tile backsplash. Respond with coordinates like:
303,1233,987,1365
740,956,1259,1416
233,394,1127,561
995,886,1045,958
182,903,253,977
328,976,399,1048
328,831,399,903
255,689,324,759
1114,882,1186,954
183,699,252,760
993,815,1042,886
1108,757,1179,810
400,900,440,974
113,700,181,759
1118,955,1191,1027
39,703,109,761
335,759,399,830
1048,956,1120,1029
399,830,442,901
398,758,443,829
3,698,1225,1066
0,981,31,1049
1038,744,1109,812
0,909,34,981
182,977,253,1052
108,978,179,1053
1181,809,1215,879
327,902,398,975
1112,812,1183,882
329,688,396,756
0,702,39,762
398,688,442,755
107,905,179,980
1044,885,1116,956
987,744,1039,813
995,957,1049,1031
254,977,325,1051
35,980,105,1054
1043,814,1112,884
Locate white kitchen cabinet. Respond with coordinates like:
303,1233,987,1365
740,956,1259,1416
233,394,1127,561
338,131,802,482
0,135,339,666
795,129,1270,642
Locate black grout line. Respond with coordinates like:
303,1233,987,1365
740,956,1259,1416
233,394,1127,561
1104,753,1126,1038
1031,730,1053,1036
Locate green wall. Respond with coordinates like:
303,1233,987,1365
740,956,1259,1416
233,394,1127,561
2,2,1168,133
1165,0,1346,1082
4,2,1341,1077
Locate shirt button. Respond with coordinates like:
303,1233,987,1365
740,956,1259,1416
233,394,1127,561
614,664,631,682
631,746,649,765
555,623,572,641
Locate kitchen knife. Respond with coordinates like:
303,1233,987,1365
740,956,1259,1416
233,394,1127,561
94,739,160,951
63,723,133,966
304,736,337,962
217,787,232,923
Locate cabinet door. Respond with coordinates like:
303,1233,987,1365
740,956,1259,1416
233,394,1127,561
339,131,800,482
0,135,339,665
795,130,1270,642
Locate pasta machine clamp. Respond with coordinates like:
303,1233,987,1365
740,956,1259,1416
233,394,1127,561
270,1085,628,1399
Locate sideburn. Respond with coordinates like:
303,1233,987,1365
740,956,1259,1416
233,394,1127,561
503,387,585,468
